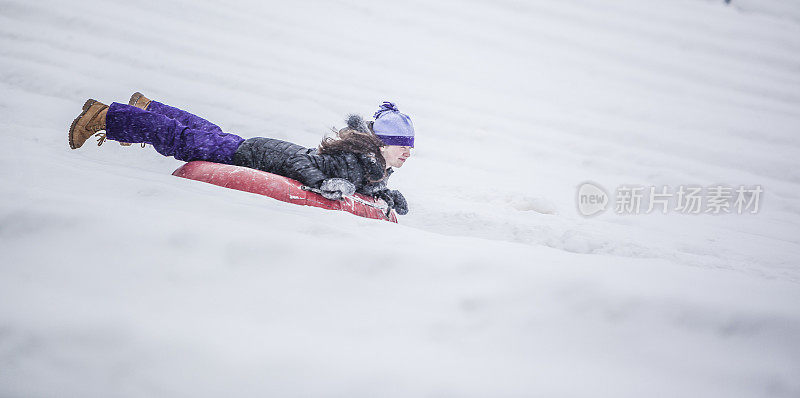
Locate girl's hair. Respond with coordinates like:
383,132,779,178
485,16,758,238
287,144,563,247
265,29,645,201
318,127,387,182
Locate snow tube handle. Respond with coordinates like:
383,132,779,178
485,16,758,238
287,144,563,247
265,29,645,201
301,185,392,220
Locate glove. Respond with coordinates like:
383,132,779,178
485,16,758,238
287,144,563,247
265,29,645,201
319,178,356,200
376,189,408,215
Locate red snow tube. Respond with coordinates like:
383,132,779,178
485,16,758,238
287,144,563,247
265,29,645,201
172,161,398,223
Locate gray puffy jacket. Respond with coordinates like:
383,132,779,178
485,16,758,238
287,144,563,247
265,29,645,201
232,137,392,195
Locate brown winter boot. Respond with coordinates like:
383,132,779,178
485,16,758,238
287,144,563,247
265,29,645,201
129,92,151,110
68,99,109,149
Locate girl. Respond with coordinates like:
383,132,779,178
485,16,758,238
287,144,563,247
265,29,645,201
68,94,413,215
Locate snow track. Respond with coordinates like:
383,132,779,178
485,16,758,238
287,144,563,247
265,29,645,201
1,0,799,397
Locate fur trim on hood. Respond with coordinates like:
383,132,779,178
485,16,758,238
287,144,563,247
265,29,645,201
356,152,387,182
346,114,370,134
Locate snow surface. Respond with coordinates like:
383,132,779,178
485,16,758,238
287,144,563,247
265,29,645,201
1,0,799,396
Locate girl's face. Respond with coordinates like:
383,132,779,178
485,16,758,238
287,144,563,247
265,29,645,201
381,145,412,168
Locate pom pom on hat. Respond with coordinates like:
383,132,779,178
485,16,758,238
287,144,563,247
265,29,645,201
374,101,400,119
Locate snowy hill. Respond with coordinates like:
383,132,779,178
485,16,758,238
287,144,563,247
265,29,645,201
1,0,799,397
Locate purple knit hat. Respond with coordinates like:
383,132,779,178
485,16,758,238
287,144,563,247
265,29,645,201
372,101,415,147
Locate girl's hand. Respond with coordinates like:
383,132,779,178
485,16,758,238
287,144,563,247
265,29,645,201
319,178,356,200
376,189,408,215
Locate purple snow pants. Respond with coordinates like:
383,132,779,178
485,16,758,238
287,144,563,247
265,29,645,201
105,101,244,164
